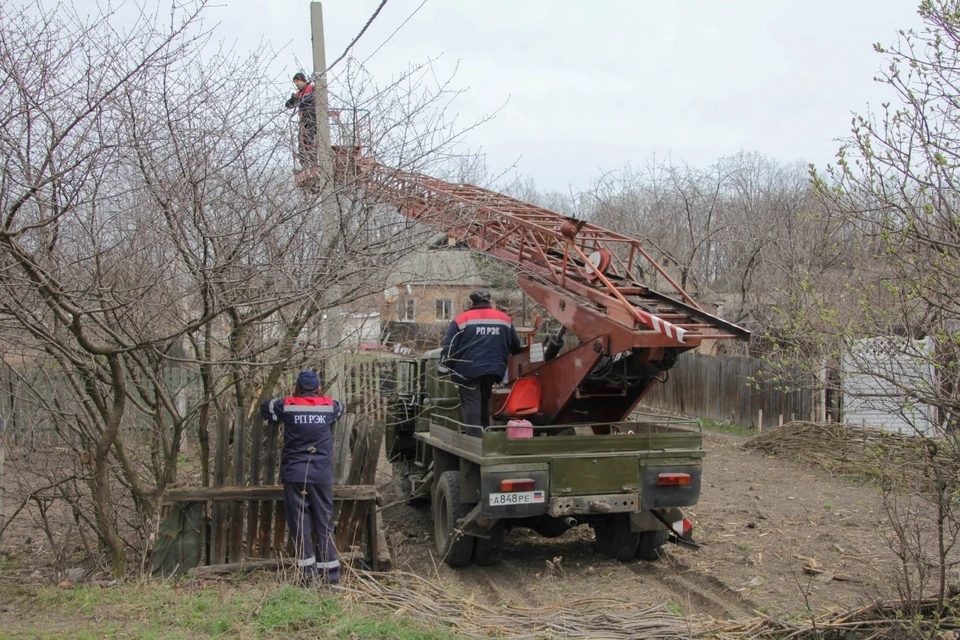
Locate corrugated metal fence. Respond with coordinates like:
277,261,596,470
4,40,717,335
0,362,199,448
642,352,819,430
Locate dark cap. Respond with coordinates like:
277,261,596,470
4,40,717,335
292,72,307,83
296,370,320,391
469,290,491,304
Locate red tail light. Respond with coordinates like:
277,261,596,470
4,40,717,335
657,473,691,486
500,478,535,492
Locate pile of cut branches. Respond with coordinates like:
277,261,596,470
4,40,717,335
336,567,960,639
340,568,705,638
742,421,947,487
714,595,960,639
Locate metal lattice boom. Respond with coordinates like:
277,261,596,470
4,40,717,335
356,161,749,350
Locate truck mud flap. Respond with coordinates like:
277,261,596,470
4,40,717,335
650,508,700,550
457,503,499,538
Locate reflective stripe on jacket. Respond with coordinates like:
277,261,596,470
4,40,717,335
440,302,521,382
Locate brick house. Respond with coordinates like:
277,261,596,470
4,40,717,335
379,244,488,351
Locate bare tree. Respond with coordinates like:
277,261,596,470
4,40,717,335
775,0,960,613
581,151,840,338
0,0,490,576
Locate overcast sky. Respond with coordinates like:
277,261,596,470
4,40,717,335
213,1,921,192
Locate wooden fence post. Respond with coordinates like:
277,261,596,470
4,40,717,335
229,407,246,562
210,412,231,565
335,414,382,552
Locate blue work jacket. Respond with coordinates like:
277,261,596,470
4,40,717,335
260,394,343,485
440,302,522,382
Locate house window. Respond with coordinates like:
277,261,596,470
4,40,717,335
398,298,416,322
435,298,452,322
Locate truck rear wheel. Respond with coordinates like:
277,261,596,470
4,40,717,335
591,514,640,562
636,529,669,561
434,470,475,567
472,521,505,567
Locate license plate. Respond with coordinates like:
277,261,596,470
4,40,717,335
489,490,545,506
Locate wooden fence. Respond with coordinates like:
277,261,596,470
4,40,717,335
642,352,820,430
160,357,392,572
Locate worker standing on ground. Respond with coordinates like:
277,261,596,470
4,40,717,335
441,290,522,436
285,71,317,166
260,370,343,586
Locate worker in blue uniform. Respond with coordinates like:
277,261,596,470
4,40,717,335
441,290,522,436
261,370,343,585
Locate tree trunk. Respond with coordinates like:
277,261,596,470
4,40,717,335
0,411,5,547
94,355,129,577
91,457,126,576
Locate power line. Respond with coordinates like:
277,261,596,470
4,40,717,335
322,0,389,75
362,0,428,65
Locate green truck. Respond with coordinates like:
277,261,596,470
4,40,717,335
385,348,707,567
341,155,750,567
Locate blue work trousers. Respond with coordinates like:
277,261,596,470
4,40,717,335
283,482,340,583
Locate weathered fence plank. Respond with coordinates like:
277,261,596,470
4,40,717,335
209,412,231,564
229,407,246,563
164,485,377,503
246,406,263,556
258,421,279,557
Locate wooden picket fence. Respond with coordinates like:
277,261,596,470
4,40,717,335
162,357,394,571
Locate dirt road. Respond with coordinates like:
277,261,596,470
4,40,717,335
379,430,899,621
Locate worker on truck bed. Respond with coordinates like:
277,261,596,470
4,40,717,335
285,71,317,166
260,370,343,587
440,290,522,436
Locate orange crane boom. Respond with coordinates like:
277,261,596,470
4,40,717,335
299,126,749,426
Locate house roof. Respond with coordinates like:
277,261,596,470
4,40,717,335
386,248,486,288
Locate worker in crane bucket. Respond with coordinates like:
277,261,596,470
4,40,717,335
285,72,317,166
440,290,522,436
260,370,343,587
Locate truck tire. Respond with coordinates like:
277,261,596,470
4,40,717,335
434,470,475,567
636,529,669,561
472,521,505,567
591,514,640,562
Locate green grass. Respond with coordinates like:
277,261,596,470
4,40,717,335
700,418,757,437
6,579,463,639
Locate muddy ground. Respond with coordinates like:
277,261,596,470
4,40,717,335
378,430,908,622
0,428,932,630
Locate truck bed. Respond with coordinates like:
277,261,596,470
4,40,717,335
415,417,703,466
